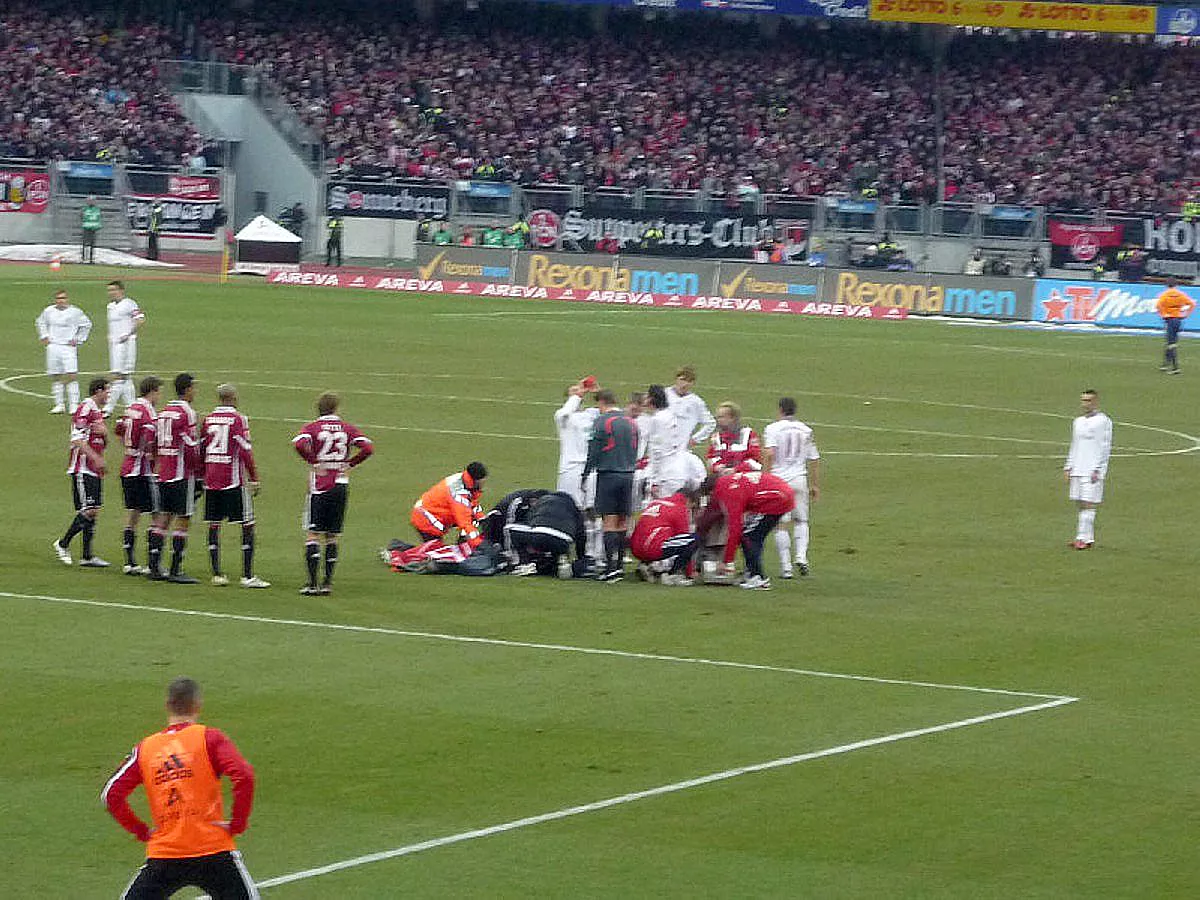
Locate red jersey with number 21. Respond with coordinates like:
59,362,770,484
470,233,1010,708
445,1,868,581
293,415,372,493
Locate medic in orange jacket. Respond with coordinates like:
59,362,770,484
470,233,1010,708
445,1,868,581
411,462,489,548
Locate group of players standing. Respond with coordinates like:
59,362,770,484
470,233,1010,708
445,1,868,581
42,283,818,592
389,368,821,589
41,283,376,593
551,366,821,590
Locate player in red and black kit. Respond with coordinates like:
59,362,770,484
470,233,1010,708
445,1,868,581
292,391,374,595
117,376,162,575
698,471,795,590
102,677,257,899
202,384,268,589
706,401,761,475
149,373,201,583
53,377,111,567
630,488,701,586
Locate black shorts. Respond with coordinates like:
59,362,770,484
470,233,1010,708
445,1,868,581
122,850,256,900
206,486,254,524
1166,318,1184,343
507,524,572,558
122,475,157,513
305,484,347,534
156,478,196,517
594,471,634,517
71,473,102,511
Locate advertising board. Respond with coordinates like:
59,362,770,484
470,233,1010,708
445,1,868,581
1034,279,1199,330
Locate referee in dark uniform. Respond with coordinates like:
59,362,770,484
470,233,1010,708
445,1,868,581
583,390,638,581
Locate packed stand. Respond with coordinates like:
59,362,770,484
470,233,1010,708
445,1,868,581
940,34,1200,212
200,6,940,201
0,3,200,165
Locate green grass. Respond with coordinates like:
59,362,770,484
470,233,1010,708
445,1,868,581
0,263,1196,898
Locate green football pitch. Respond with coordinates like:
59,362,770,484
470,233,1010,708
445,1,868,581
1,265,1195,898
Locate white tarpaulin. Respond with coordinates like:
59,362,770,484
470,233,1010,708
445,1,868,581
234,215,302,274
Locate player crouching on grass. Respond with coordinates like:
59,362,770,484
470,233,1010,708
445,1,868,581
506,490,593,577
411,462,489,549
53,377,111,567
630,486,702,586
697,470,796,591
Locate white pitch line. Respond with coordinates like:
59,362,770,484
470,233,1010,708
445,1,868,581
0,592,1075,701
0,589,1079,892
255,696,1077,890
1,372,1186,459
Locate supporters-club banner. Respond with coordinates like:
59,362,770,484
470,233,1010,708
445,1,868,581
528,208,788,259
870,0,1156,33
1047,221,1124,272
1035,279,1199,330
0,170,51,214
1137,218,1200,280
327,181,451,219
126,195,222,237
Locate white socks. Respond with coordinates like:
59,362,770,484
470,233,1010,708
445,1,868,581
586,518,603,561
105,379,124,413
794,520,810,565
1076,508,1096,543
104,377,136,412
66,380,80,412
774,528,792,572
52,382,65,408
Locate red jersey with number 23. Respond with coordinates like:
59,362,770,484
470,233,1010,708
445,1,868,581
293,415,373,493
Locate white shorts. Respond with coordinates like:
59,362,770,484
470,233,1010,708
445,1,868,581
782,476,809,521
46,344,79,375
651,453,707,499
1069,475,1104,505
557,465,597,511
109,337,136,374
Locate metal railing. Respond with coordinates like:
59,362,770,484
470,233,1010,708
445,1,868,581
161,59,323,175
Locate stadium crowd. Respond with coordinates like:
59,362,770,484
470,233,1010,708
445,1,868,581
0,4,201,165
198,4,1200,211
4,1,1200,211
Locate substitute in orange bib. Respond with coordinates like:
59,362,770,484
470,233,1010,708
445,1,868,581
411,462,488,548
1155,279,1195,374
102,677,258,899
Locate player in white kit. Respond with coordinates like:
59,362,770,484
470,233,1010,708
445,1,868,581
554,377,602,558
1063,389,1112,549
644,385,706,499
762,397,821,577
103,280,145,415
665,365,716,449
35,289,92,414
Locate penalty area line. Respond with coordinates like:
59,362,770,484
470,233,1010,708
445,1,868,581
255,696,1078,890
